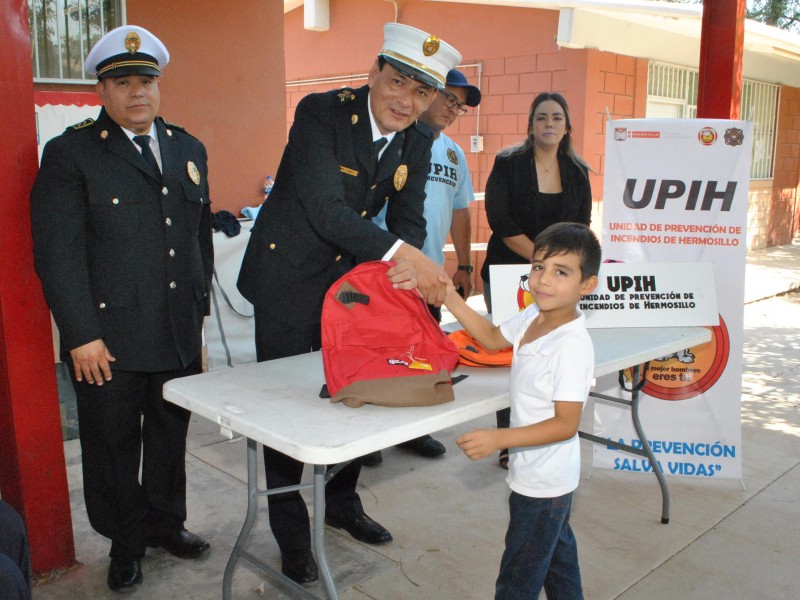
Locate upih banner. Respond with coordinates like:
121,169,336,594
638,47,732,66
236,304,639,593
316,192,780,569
594,119,752,480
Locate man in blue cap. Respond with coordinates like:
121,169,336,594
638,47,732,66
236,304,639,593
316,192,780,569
237,23,462,586
30,25,212,593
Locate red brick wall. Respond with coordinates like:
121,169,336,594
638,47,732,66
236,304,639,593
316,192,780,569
761,86,800,248
131,0,285,213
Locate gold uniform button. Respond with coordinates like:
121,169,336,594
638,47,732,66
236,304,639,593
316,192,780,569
166,129,173,137
360,210,367,217
112,198,119,205
162,187,169,196
371,184,377,190
169,249,176,257
169,281,177,289
269,243,276,250
99,302,106,309
165,218,172,226
335,255,342,262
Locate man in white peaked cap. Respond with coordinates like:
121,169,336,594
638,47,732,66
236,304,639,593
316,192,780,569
237,23,461,587
31,25,213,593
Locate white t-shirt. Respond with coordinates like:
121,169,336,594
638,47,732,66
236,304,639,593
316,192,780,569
499,304,594,498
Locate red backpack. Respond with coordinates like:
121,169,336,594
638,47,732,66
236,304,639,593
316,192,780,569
321,261,460,408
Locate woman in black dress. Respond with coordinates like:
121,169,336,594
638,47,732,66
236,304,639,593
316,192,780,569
480,92,592,468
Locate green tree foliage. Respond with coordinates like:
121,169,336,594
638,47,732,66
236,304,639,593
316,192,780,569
747,0,800,30
659,1,799,32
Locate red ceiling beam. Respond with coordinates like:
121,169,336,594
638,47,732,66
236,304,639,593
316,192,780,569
0,0,75,575
697,0,747,119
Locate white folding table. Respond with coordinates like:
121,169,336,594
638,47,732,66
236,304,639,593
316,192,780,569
163,325,710,600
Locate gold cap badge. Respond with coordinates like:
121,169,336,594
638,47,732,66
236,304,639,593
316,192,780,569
187,161,201,185
394,165,408,191
124,32,141,54
422,35,440,57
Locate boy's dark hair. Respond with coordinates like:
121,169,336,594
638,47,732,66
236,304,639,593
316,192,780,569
532,222,601,280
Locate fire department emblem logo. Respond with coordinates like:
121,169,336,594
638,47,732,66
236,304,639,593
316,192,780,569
698,127,717,146
394,165,408,191
447,148,458,165
124,32,141,54
423,35,440,56
187,161,201,185
724,128,744,147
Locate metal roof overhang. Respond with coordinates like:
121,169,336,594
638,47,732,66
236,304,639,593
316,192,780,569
286,0,800,87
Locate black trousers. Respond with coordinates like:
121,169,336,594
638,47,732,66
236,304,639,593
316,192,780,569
72,356,201,559
0,500,31,600
254,310,364,555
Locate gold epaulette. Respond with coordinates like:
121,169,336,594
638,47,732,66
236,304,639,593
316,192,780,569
162,117,186,132
67,118,95,131
335,88,357,104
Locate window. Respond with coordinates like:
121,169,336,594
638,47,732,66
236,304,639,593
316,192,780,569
741,79,779,179
647,62,698,119
29,0,122,83
647,61,779,180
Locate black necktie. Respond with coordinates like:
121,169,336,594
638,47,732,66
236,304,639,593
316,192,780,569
133,135,160,173
374,136,388,160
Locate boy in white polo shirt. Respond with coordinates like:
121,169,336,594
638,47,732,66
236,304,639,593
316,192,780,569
443,222,600,599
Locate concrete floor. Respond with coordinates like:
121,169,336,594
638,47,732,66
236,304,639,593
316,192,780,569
32,237,800,600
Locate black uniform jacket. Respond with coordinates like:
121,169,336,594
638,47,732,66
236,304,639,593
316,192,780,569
237,85,433,328
31,108,213,372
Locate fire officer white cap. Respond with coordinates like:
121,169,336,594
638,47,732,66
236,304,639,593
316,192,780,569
378,23,461,90
84,25,169,79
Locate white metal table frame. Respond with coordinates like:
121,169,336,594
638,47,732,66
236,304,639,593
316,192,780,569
163,326,710,600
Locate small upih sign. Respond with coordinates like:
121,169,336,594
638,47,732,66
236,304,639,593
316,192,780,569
489,262,718,328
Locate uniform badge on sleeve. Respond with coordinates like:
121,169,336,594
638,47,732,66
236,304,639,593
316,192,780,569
394,165,408,191
187,161,201,185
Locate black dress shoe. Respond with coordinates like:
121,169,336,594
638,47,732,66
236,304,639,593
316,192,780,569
107,557,142,593
325,513,393,545
360,450,383,467
397,434,446,457
281,549,318,586
147,528,210,559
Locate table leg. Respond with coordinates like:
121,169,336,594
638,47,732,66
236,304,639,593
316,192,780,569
629,365,671,524
223,440,326,600
314,464,339,600
223,437,259,599
582,364,671,524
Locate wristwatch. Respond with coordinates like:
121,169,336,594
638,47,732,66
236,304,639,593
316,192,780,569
457,265,474,273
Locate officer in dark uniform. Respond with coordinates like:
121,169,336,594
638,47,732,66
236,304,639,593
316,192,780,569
30,25,212,593
0,500,31,600
237,23,462,586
